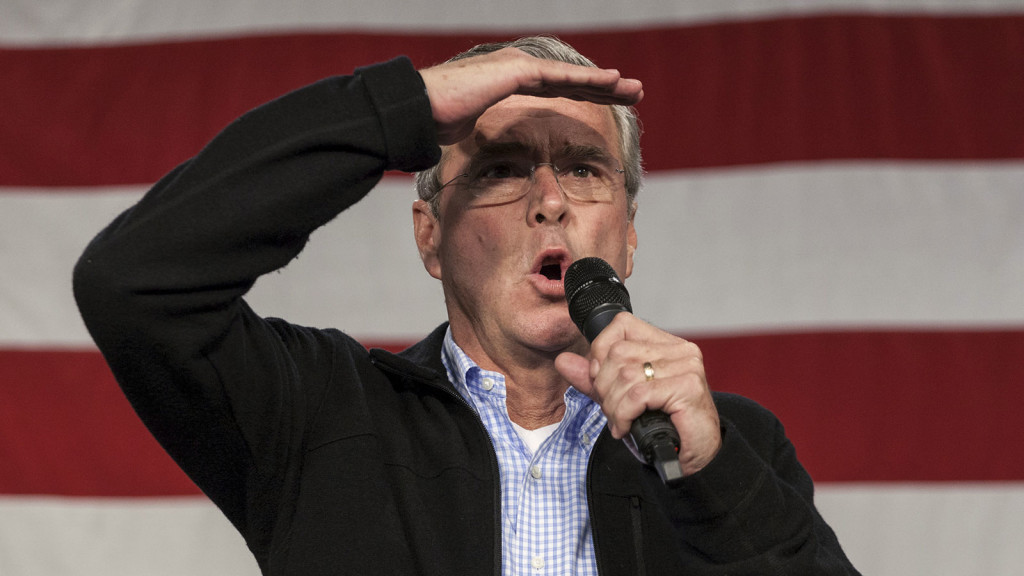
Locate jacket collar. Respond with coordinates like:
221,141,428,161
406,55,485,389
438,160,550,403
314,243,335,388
368,322,451,388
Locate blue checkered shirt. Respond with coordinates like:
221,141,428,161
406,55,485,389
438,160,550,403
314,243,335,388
442,328,607,576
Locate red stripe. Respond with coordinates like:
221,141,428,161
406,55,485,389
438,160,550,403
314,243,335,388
0,349,199,496
697,329,1024,483
3,329,1022,496
3,14,1022,187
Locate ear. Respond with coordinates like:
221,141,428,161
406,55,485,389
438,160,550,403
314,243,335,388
624,209,638,279
413,199,443,280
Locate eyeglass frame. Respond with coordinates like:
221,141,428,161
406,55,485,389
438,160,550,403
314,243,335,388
435,158,627,208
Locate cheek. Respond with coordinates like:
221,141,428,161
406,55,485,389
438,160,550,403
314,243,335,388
441,216,513,274
570,210,632,265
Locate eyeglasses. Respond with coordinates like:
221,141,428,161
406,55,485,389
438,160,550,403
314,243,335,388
439,157,625,207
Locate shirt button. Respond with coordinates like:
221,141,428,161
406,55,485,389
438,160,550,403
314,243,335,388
481,377,494,391
532,555,545,569
581,433,591,445
530,465,542,479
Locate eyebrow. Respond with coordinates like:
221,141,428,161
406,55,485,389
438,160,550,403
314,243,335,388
558,144,617,164
469,141,533,164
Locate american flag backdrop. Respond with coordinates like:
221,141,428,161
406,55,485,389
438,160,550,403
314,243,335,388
2,1,1023,575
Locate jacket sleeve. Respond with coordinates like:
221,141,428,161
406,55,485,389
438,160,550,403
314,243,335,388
72,57,440,538
654,392,861,575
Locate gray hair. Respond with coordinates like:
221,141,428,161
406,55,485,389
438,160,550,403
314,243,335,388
414,36,643,218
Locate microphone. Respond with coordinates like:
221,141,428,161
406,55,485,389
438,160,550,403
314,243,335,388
564,257,685,487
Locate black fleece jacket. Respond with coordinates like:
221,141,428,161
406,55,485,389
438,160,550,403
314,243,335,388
73,56,859,575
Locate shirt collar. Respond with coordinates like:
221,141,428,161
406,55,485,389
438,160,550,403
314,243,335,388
441,326,505,405
440,326,599,420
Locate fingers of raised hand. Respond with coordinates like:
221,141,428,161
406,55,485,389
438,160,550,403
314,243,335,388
420,48,642,144
516,61,643,104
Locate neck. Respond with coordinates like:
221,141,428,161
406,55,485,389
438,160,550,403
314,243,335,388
450,323,582,430
504,366,568,430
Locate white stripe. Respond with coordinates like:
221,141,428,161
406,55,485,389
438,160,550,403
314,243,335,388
631,161,1024,336
2,162,1022,347
0,186,150,347
0,496,256,576
815,483,1024,576
4,0,1024,46
2,484,1022,576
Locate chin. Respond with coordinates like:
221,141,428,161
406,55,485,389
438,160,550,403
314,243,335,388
522,315,584,353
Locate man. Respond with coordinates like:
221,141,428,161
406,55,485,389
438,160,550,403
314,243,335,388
74,36,859,575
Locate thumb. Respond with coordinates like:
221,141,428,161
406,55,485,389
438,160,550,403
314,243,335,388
555,352,596,398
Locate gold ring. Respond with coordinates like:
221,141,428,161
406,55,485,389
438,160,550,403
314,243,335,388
643,361,655,381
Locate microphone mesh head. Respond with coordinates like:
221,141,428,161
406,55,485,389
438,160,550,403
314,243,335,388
564,257,632,334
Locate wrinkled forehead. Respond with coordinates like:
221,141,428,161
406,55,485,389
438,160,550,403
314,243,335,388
441,96,620,179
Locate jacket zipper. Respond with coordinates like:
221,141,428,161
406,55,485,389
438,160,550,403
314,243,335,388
586,434,602,571
629,495,646,576
588,430,647,576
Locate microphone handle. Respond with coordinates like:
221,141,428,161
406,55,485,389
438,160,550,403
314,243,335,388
630,411,684,487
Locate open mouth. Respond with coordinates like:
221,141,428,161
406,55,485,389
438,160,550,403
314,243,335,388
539,261,563,281
532,249,571,286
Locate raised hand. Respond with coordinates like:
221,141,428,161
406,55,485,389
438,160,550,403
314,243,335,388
418,47,644,145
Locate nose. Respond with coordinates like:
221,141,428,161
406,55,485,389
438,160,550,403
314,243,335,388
529,164,568,225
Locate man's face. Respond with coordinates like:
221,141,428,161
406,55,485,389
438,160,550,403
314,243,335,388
414,95,637,363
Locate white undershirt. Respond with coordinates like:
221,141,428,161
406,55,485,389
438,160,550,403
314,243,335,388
510,421,560,455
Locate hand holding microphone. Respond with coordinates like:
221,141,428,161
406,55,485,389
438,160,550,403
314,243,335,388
559,257,721,486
